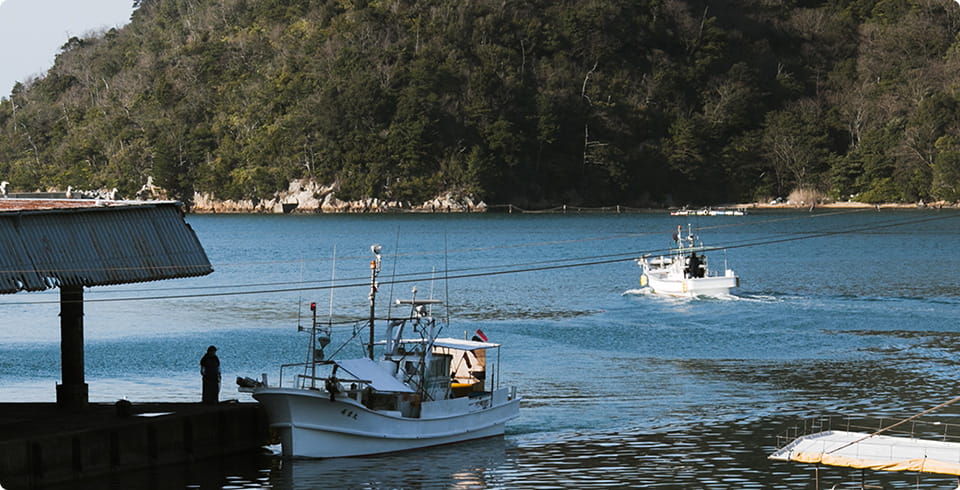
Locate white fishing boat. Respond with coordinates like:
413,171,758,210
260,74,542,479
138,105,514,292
637,224,738,297
239,245,521,458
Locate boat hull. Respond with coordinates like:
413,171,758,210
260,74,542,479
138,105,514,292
642,272,739,297
253,386,521,458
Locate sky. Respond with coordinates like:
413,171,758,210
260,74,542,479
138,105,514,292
0,0,134,99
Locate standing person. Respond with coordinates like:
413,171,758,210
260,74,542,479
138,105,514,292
687,252,700,278
200,345,220,404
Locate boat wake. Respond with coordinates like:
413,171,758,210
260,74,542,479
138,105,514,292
719,293,781,303
622,288,745,302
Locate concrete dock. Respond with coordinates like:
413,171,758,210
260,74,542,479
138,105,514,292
0,401,269,489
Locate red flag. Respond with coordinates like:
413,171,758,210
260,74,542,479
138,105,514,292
473,329,488,342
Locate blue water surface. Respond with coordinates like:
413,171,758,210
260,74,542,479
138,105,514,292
4,209,960,488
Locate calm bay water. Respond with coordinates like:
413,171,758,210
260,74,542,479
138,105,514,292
4,209,960,488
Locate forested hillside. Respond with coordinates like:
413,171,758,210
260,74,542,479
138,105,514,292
1,0,959,208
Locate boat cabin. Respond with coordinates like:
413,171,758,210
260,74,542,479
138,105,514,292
380,337,502,401
433,338,497,398
270,336,504,420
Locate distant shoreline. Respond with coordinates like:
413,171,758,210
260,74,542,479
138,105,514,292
731,200,955,210
183,200,955,214
6,188,954,213
469,201,957,215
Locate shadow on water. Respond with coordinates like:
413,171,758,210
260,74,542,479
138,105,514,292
504,416,960,489
671,352,960,418
49,424,960,489
38,450,274,490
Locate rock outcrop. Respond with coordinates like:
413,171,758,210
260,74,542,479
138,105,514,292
36,178,487,213
188,179,487,213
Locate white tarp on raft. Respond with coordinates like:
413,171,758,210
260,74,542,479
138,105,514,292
770,430,960,476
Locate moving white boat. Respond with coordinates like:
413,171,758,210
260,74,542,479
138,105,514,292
239,245,521,458
637,224,738,297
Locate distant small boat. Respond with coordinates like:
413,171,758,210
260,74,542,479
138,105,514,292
637,225,739,297
240,245,521,458
670,207,747,216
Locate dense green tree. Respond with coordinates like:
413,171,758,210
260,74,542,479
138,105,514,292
1,0,960,206
761,100,833,196
933,135,960,201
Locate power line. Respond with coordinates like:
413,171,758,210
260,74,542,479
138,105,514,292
3,210,956,305
61,208,876,295
27,207,877,295
0,207,872,284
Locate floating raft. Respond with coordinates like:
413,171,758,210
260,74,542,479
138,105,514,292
769,430,960,476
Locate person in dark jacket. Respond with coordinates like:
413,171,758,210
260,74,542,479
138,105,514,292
687,252,701,278
200,345,220,404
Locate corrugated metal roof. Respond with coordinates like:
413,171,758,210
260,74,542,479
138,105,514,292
0,200,212,293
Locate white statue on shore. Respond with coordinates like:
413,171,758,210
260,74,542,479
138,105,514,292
136,177,161,200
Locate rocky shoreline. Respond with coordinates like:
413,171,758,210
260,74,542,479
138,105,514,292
185,180,957,213
17,179,957,213
185,198,959,214
158,179,487,213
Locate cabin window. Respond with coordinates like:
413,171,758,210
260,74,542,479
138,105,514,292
366,392,397,411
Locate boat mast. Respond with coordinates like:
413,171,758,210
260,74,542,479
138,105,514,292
309,301,317,388
368,244,382,360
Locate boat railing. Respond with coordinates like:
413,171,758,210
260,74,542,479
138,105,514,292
675,245,721,254
774,414,960,450
277,361,372,390
293,373,374,391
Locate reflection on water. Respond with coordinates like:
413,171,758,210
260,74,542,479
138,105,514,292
269,438,509,489
257,421,960,489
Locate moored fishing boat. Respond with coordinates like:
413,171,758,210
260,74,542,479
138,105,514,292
239,245,521,458
637,224,739,297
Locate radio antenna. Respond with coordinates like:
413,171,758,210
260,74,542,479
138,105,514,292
444,231,451,326
387,226,401,319
327,245,337,320
296,255,305,330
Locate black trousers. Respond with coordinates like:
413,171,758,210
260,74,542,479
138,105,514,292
202,375,220,404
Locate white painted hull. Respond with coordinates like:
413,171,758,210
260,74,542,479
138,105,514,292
254,386,521,458
642,272,738,297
